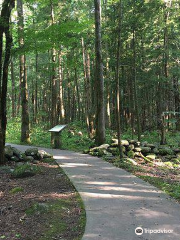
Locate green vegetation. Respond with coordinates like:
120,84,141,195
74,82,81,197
114,158,180,202
12,163,41,178
6,119,180,152
139,176,180,200
10,187,23,194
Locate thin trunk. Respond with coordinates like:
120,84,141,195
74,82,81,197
11,57,15,117
132,29,141,141
58,50,65,123
116,0,123,158
74,66,81,121
34,51,38,123
17,0,30,143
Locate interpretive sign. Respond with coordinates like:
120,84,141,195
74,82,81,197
49,125,67,149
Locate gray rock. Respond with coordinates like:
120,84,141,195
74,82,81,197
121,140,129,146
0,166,12,174
111,139,129,147
146,144,156,149
26,156,34,161
37,150,52,159
146,154,156,161
158,147,174,156
33,160,39,164
25,148,38,156
134,152,141,157
5,146,13,159
134,147,141,152
141,141,148,147
141,147,151,154
12,147,23,159
129,140,137,144
173,148,180,154
128,144,135,151
11,156,19,162
153,148,159,154
126,158,138,166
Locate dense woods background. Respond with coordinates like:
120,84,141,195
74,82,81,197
1,0,180,161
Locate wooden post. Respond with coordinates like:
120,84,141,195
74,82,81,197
51,132,61,149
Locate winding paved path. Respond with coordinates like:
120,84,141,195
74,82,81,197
9,144,180,240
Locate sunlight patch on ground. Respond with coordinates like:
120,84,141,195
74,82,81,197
80,191,158,200
60,163,92,168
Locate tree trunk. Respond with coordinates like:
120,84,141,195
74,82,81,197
17,0,30,143
116,0,123,158
0,0,15,164
11,57,15,117
94,0,106,145
132,29,141,141
58,50,65,123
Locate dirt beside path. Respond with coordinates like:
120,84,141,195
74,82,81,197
0,159,85,240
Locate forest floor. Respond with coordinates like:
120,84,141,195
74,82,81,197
0,158,85,240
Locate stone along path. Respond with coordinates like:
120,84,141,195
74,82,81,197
9,144,180,240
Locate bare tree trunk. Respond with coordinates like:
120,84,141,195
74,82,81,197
0,0,15,163
11,57,15,117
116,0,123,158
17,0,30,143
74,66,81,121
34,51,38,123
132,29,141,141
94,0,106,145
58,50,65,124
82,38,92,136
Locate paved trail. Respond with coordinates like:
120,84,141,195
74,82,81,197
9,144,180,240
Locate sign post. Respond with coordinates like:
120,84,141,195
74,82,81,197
49,125,67,149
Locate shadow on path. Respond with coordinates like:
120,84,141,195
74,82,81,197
8,144,180,240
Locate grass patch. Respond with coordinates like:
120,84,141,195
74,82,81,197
113,158,180,202
12,163,41,178
139,175,180,200
10,187,23,194
36,195,85,240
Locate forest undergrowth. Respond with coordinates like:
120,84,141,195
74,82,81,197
6,119,180,203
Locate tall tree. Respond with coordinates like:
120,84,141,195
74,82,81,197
116,0,123,158
0,0,15,163
17,0,30,143
94,0,105,145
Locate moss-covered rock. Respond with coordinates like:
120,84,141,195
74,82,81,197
158,147,174,156
111,139,129,147
12,163,41,178
146,154,156,161
127,144,135,151
108,147,119,156
127,150,135,158
10,156,19,162
146,144,156,149
141,147,151,154
173,148,180,154
134,147,141,152
25,148,38,156
153,148,159,154
5,146,13,159
129,140,137,145
83,149,90,154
